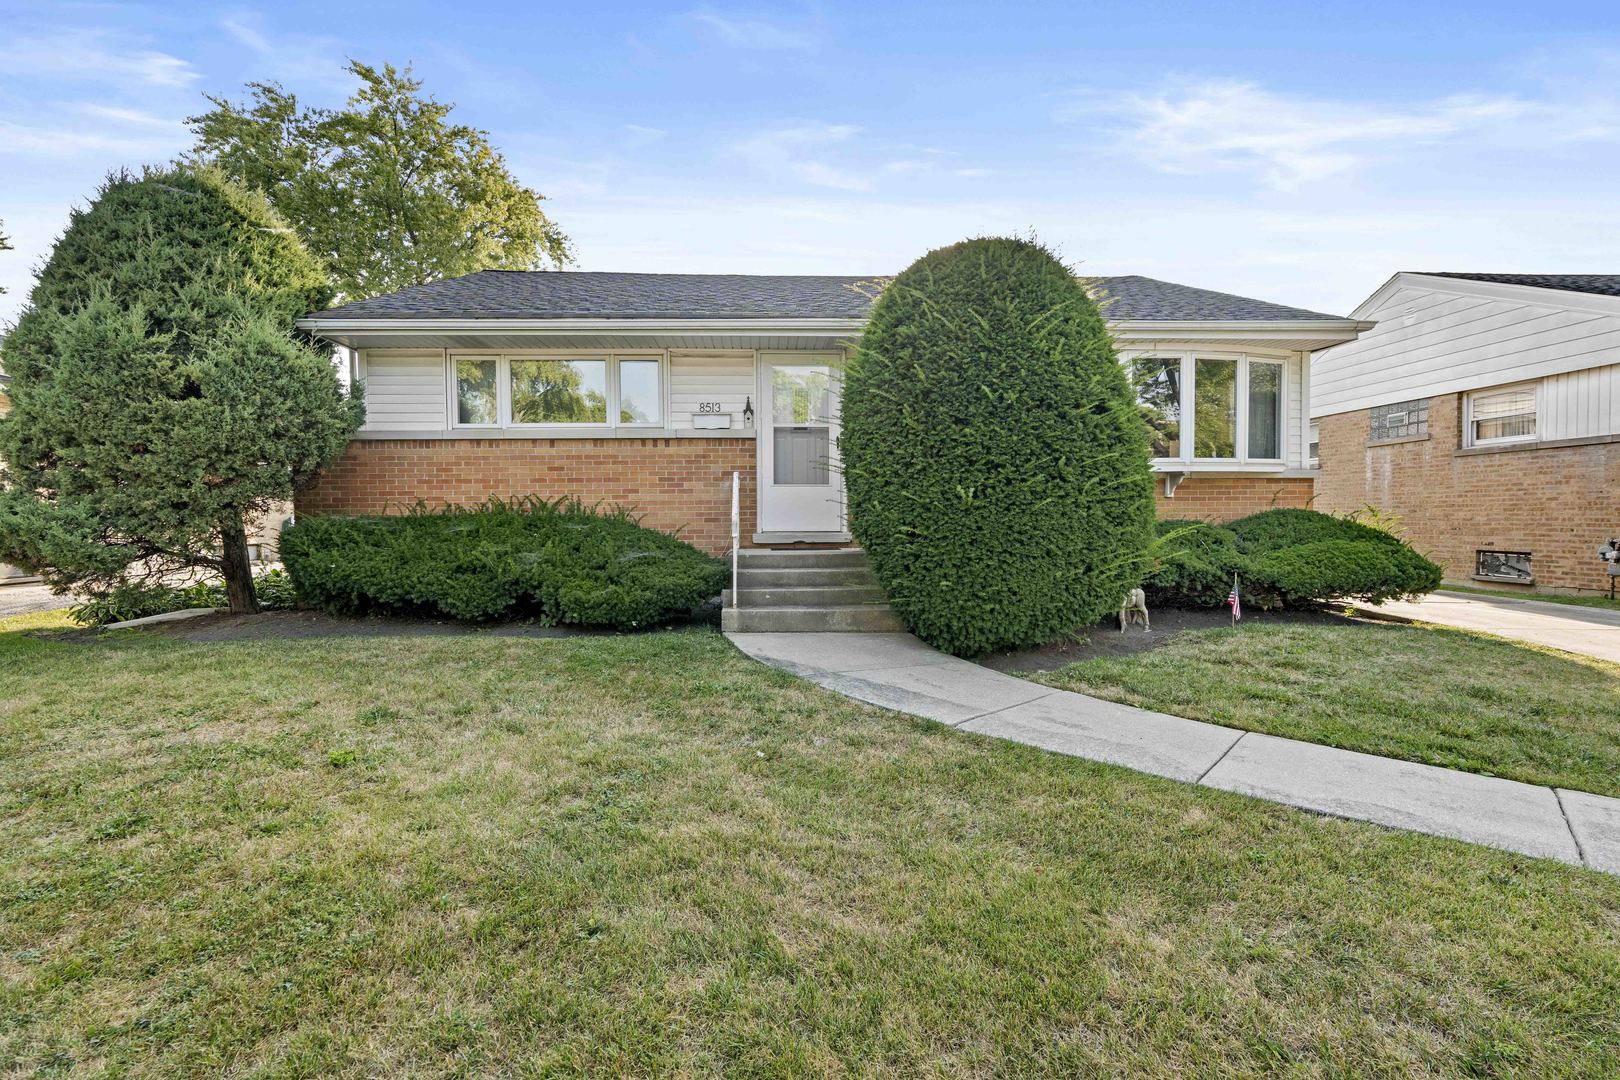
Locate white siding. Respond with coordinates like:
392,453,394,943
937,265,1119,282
1541,363,1620,441
668,352,756,428
1313,275,1620,416
360,350,448,430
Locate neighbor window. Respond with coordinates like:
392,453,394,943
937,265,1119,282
451,354,664,429
1308,421,1321,467
1369,397,1430,442
1476,550,1533,584
1131,358,1182,458
455,359,499,425
1467,384,1537,445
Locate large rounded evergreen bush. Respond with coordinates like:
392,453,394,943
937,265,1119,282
841,237,1156,656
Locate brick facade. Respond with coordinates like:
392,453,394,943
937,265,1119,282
297,438,1316,557
295,438,757,556
1314,393,1620,592
1153,475,1315,521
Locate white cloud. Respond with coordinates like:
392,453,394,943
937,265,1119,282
624,124,668,146
729,123,874,190
0,34,198,87
218,11,352,91
686,9,819,51
1080,79,1537,190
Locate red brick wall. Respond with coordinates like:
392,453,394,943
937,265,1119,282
295,438,757,555
1314,393,1620,592
1153,475,1314,521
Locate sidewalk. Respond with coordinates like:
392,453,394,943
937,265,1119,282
725,631,1620,876
1357,590,1620,664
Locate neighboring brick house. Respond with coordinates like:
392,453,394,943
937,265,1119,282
1312,273,1620,594
295,271,1366,554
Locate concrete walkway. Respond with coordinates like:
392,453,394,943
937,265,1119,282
725,631,1620,876
1359,590,1620,664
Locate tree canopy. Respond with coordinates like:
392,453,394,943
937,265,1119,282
0,168,363,611
841,236,1157,656
185,61,572,302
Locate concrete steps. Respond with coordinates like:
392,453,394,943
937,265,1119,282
721,547,904,633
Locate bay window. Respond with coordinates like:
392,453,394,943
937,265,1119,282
1128,352,1287,463
451,353,665,429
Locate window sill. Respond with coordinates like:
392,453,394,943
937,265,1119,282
1455,433,1620,457
356,427,754,441
1473,573,1536,585
1368,433,1430,447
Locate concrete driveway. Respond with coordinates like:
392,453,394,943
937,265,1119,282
1360,590,1620,664
0,583,72,619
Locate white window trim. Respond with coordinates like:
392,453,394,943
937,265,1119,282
1124,350,1289,467
1463,381,1540,448
447,350,669,431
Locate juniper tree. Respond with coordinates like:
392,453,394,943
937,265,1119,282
0,168,363,612
841,237,1156,656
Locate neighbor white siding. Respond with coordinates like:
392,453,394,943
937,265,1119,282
1540,363,1620,441
1312,274,1620,417
359,351,449,430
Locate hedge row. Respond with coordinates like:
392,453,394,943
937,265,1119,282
279,497,728,628
1146,508,1441,610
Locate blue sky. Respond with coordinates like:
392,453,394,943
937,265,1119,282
3,0,1618,323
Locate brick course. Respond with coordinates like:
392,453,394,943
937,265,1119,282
1314,392,1620,592
295,438,756,555
1153,475,1314,521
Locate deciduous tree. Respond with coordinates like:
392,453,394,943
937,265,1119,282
186,61,571,301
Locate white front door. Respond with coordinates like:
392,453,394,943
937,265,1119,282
757,353,845,536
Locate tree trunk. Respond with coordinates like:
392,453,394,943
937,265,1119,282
220,515,260,614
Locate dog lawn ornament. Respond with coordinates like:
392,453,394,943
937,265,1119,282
1118,587,1150,632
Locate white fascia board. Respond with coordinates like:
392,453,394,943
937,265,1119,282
1113,319,1370,347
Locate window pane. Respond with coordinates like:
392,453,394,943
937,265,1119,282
510,359,607,424
456,359,498,425
774,428,831,485
1472,388,1536,441
1194,358,1237,458
1131,358,1181,457
773,366,832,424
1246,362,1282,458
1308,422,1321,464
618,359,662,424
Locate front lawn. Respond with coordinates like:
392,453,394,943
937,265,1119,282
2,615,1617,1076
1032,620,1620,797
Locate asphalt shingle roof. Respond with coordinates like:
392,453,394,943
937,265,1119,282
1423,273,1620,298
306,270,1349,323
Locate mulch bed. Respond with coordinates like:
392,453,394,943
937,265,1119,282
59,605,721,644
980,606,1358,673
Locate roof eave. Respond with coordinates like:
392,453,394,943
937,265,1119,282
296,316,870,336
1112,318,1372,347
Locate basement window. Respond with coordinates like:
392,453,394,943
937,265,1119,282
1476,550,1533,584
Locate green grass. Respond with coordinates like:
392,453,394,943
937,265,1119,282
1,616,1617,1077
1031,621,1620,798
1441,584,1620,612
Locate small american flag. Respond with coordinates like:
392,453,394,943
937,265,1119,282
1227,575,1242,622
